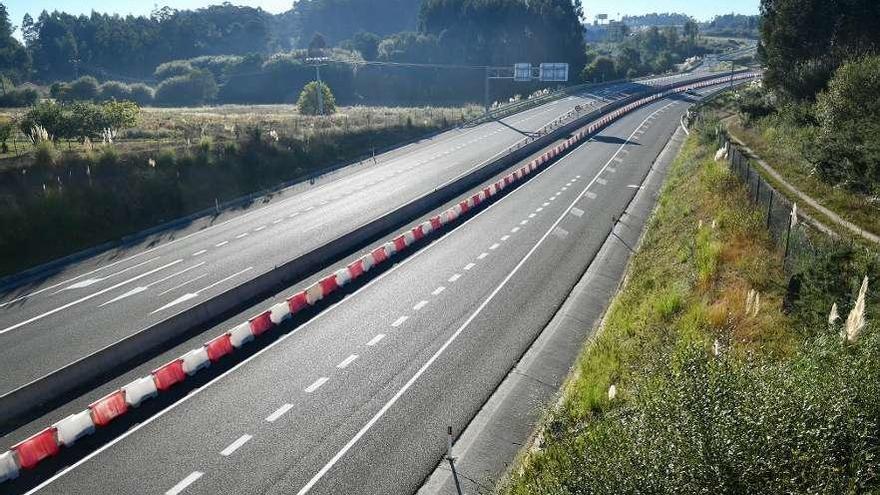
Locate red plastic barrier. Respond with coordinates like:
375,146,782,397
371,245,388,264
249,311,273,336
521,166,529,176
319,275,339,296
287,291,309,314
411,226,424,241
483,186,493,198
504,175,514,186
392,235,407,252
458,200,470,214
152,359,186,391
347,259,365,279
430,215,443,230
471,193,482,206
89,390,128,426
205,333,234,362
12,428,59,469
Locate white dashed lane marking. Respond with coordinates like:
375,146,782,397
477,252,489,260
221,434,252,457
448,273,462,282
336,354,359,369
489,243,500,250
215,241,228,247
413,300,429,311
266,404,294,423
192,250,207,257
432,286,446,295
500,235,510,241
254,226,266,232
235,233,248,239
166,472,203,495
571,207,585,217
305,377,329,393
391,316,408,327
464,263,476,271
366,334,385,346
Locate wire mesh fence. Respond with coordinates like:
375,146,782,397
716,133,823,273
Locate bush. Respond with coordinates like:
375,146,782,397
814,55,880,192
66,76,100,101
33,141,59,166
128,83,155,106
296,81,337,115
154,60,194,81
98,81,132,101
0,87,39,107
155,70,219,106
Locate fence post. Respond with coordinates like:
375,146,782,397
766,189,774,229
755,175,761,203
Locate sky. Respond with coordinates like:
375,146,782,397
6,0,761,38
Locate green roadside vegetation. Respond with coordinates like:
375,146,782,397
501,121,880,493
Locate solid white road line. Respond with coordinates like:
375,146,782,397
166,472,203,495
366,334,385,346
413,300,429,311
266,404,294,423
336,354,359,369
0,259,183,335
294,99,679,495
391,316,408,327
53,257,162,294
221,434,252,457
305,377,329,393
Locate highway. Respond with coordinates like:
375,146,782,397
8,84,717,495
0,70,712,399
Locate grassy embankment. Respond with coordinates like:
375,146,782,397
0,104,481,277
501,126,880,494
703,93,880,238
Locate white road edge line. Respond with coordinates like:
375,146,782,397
220,434,252,457
24,97,684,495
293,99,677,495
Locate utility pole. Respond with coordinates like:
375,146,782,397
484,67,490,114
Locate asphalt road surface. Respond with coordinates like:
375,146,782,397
15,84,713,495
0,70,711,397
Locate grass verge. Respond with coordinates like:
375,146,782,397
500,128,880,494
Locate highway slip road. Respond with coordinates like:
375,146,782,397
13,85,715,495
0,72,705,399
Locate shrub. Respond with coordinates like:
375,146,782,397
154,60,194,81
98,81,132,101
155,70,219,106
33,141,59,166
128,83,155,106
66,76,100,101
0,121,13,152
297,81,337,115
0,86,39,107
814,55,880,192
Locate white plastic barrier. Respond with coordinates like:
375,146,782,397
383,241,397,257
0,451,18,483
420,221,433,236
334,268,352,287
181,347,210,375
228,322,254,348
361,254,374,272
269,301,291,324
305,282,324,305
403,231,415,246
122,376,158,407
53,410,95,446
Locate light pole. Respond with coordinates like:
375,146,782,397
305,57,330,115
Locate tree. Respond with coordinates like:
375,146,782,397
128,83,155,106
99,81,132,102
581,57,616,83
683,20,699,46
155,61,194,81
760,0,880,100
814,55,880,192
0,4,30,82
297,81,336,115
350,31,380,60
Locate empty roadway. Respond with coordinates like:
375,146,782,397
12,83,716,495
